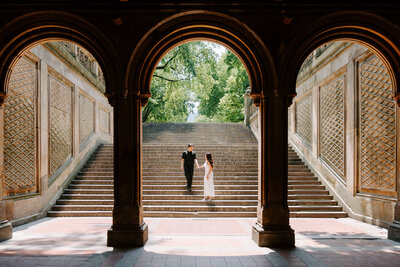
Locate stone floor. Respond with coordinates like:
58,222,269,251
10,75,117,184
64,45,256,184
0,217,399,266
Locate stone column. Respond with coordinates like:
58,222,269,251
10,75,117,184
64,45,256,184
107,92,148,247
0,92,12,242
252,92,295,247
388,96,400,242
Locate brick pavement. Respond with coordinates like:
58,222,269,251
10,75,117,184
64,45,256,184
0,217,399,266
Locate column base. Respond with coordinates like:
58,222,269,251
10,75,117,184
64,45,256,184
0,220,12,242
252,222,295,247
107,223,148,247
388,221,400,242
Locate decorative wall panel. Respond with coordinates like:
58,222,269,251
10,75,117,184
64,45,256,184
79,93,94,143
99,107,110,133
295,94,312,146
320,75,345,178
3,56,37,197
359,54,396,195
49,74,72,179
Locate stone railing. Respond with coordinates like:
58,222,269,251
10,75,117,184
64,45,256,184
58,41,105,87
299,43,332,71
244,88,259,140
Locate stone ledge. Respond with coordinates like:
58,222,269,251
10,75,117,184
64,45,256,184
252,223,295,248
107,223,148,247
388,221,400,242
0,220,12,242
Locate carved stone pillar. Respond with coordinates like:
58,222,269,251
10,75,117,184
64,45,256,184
107,92,148,247
251,92,295,247
388,94,400,242
0,92,12,242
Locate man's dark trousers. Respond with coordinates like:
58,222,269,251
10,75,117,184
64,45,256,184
184,164,194,188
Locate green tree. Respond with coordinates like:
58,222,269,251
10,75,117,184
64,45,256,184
144,41,249,123
144,42,215,122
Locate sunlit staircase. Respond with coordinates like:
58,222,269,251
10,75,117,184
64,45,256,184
48,123,347,218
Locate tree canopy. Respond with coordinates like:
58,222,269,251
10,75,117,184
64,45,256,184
143,41,249,123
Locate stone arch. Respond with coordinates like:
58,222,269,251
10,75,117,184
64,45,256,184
0,11,122,105
126,10,275,105
280,11,400,106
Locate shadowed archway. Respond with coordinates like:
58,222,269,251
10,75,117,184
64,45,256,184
0,11,122,105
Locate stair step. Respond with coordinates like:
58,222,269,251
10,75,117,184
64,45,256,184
288,181,320,185
49,129,346,219
65,189,113,194
71,180,113,185
289,211,348,218
142,190,258,195
142,176,258,180
288,200,338,205
143,180,257,185
288,185,325,190
288,190,329,195
57,199,114,205
52,205,113,211
142,200,258,206
143,195,258,200
143,205,257,212
288,194,333,200
289,206,343,211
47,211,112,217
69,185,113,190
143,211,257,218
143,185,258,190
142,172,258,177
61,194,114,200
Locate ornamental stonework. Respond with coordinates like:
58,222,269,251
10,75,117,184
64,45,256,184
49,74,72,180
320,74,345,178
3,56,37,197
359,54,396,195
79,92,94,144
295,94,312,146
99,106,110,133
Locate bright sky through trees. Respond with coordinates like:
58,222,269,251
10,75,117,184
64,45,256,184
144,41,249,123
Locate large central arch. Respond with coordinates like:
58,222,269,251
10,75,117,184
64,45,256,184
107,10,297,248
126,10,275,103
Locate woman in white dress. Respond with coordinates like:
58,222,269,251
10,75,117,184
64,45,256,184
199,153,215,201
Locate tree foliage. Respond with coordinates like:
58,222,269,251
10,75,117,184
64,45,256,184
144,41,249,123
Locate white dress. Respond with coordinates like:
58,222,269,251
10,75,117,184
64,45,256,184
203,161,215,197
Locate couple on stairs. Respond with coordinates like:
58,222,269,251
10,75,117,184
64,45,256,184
180,144,215,201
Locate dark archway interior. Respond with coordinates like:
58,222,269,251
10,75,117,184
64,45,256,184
0,2,400,249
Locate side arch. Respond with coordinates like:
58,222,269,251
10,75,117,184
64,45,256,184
280,11,400,105
126,10,275,104
0,11,123,105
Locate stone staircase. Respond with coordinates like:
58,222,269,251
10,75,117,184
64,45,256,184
48,123,347,218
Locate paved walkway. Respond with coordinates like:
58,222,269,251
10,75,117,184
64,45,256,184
0,217,399,266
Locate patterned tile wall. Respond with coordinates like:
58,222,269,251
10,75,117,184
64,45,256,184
49,74,72,179
99,107,110,134
79,93,94,144
3,56,37,197
359,54,396,194
295,94,312,146
320,74,345,178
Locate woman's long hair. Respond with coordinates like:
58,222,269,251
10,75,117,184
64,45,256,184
206,153,213,168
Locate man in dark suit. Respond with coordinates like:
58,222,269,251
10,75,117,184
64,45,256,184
181,144,199,191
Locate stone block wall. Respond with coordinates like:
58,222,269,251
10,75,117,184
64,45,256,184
289,42,397,227
245,42,398,227
0,42,113,225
